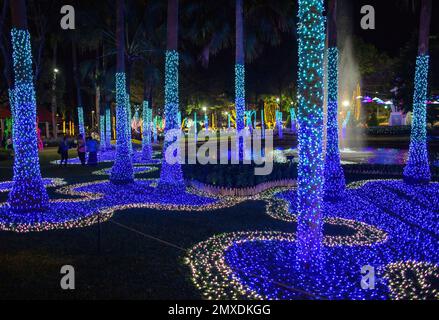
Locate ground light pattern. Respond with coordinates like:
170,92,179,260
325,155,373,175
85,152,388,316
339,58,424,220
185,180,439,300
0,176,244,233
92,165,159,177
0,178,67,193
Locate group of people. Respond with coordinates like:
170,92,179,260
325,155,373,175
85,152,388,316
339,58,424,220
58,134,99,167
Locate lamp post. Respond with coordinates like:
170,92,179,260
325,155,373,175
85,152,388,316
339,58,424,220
51,68,59,138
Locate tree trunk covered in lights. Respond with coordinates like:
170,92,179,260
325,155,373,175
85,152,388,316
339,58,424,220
403,0,432,184
235,0,245,160
142,71,153,161
8,0,49,212
323,0,345,198
158,0,185,191
296,0,325,270
125,62,133,153
110,0,134,184
105,99,112,150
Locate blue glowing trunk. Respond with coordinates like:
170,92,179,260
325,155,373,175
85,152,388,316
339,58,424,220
8,29,49,213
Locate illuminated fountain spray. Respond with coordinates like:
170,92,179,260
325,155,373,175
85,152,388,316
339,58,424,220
337,37,361,152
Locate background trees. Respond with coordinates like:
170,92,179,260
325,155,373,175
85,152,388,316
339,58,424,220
0,0,438,128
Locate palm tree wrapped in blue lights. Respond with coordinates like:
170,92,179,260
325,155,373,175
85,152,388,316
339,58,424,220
158,0,185,191
235,0,246,161
110,0,134,184
296,0,326,270
7,0,49,213
324,0,345,199
403,0,432,184
142,102,153,161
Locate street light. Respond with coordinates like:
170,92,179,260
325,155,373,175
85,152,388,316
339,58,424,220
54,68,59,73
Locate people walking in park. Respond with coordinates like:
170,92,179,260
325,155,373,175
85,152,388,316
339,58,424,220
58,135,69,166
86,135,99,166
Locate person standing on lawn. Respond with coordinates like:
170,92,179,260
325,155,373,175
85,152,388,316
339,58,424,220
86,135,99,166
77,134,86,166
58,135,69,166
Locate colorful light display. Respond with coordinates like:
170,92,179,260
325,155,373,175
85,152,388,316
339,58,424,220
99,114,105,149
110,72,134,184
324,47,345,198
158,50,184,191
7,28,49,213
235,64,245,160
404,55,431,184
54,178,244,212
50,149,161,165
77,106,85,138
185,179,439,300
92,165,158,177
142,101,153,160
0,178,67,193
105,106,112,150
126,94,133,154
204,112,208,133
296,0,326,269
276,110,283,139
8,88,16,145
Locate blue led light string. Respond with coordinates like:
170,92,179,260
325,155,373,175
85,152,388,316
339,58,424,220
126,94,133,154
153,116,158,143
403,55,431,184
110,72,134,184
204,112,208,133
276,110,283,139
77,106,85,138
8,88,16,145
235,64,245,160
142,101,153,160
99,114,105,149
105,106,112,150
296,0,326,270
7,28,49,213
194,112,198,143
177,111,182,129
324,47,345,198
158,50,184,190
290,107,297,133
